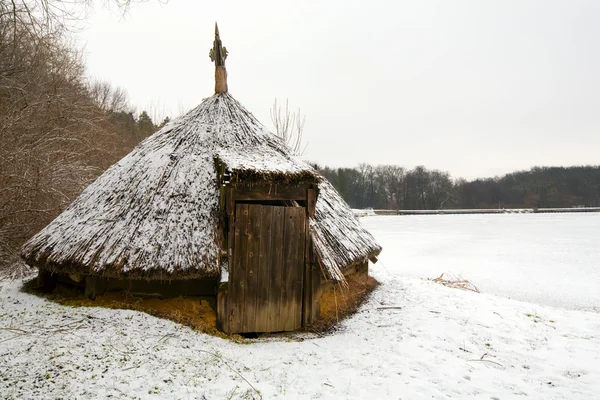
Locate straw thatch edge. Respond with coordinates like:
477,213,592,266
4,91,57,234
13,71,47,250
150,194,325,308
32,261,221,281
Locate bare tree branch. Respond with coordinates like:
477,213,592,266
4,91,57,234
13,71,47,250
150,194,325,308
270,98,308,156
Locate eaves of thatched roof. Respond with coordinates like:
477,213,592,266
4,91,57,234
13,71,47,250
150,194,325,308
311,180,382,282
21,93,381,282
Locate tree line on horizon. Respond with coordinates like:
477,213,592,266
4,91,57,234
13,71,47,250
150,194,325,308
315,164,600,210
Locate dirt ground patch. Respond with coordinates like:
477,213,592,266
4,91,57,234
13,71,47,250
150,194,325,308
22,279,222,336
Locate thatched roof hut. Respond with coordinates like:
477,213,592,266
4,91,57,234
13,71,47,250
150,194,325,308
21,25,381,334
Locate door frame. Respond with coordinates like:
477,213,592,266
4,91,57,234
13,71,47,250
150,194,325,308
218,184,318,334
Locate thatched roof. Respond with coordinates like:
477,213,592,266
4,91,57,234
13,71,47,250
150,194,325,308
310,180,382,282
21,93,381,281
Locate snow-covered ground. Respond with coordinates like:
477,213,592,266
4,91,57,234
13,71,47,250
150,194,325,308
362,213,600,312
1,214,599,399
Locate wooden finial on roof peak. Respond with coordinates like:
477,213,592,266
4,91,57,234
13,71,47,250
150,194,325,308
209,22,228,94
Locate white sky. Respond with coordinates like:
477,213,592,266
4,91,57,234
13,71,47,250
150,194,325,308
79,0,600,179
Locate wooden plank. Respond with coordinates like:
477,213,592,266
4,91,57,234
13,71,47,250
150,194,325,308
242,204,261,333
303,204,315,327
311,242,322,321
230,203,249,333
223,189,235,334
232,184,309,201
307,188,317,218
282,207,305,331
267,206,285,332
304,187,315,324
293,208,306,329
281,207,294,331
226,188,235,216
85,275,97,300
255,206,273,332
303,212,311,327
217,283,228,332
227,188,235,262
238,203,250,333
228,205,239,333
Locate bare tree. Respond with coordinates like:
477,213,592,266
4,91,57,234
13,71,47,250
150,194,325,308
375,165,405,209
143,98,169,128
88,79,131,113
270,99,308,156
0,1,149,269
2,0,147,32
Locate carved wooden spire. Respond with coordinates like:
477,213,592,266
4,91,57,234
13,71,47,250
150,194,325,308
209,23,228,94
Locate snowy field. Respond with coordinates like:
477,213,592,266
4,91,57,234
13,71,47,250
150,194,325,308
1,214,599,399
362,213,600,312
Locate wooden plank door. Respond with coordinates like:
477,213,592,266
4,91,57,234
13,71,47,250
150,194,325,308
228,204,306,333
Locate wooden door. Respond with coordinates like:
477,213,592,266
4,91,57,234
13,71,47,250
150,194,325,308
227,204,306,333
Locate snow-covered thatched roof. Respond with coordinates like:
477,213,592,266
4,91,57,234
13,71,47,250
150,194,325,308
311,180,382,282
21,93,381,281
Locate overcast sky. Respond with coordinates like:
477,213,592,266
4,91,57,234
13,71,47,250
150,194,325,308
79,0,600,179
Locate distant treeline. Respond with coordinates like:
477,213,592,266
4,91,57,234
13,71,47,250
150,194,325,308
316,164,600,210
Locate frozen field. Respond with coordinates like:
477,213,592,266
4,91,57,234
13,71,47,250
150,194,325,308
363,213,600,312
0,213,599,399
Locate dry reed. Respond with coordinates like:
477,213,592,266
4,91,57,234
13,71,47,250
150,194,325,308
429,272,481,293
311,273,380,334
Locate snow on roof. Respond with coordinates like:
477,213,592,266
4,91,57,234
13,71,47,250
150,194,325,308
21,93,381,281
217,146,315,182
